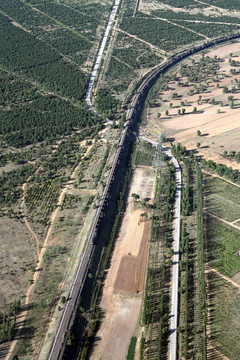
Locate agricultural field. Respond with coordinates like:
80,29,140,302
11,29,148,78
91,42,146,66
100,0,240,97
204,174,240,222
207,272,240,360
1,125,122,359
141,39,240,359
206,216,240,278
142,40,240,172
2,0,240,358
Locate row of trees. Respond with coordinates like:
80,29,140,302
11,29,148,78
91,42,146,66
79,147,135,360
178,157,207,359
120,14,202,51
0,299,21,342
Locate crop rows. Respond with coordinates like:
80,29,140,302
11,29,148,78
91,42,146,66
25,178,61,225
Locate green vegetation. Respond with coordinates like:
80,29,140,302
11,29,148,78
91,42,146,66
176,20,240,38
208,273,240,360
141,164,175,358
207,217,240,277
0,299,21,342
126,336,137,360
205,174,240,222
104,31,163,93
78,146,136,360
120,15,203,51
95,88,120,118
135,141,155,166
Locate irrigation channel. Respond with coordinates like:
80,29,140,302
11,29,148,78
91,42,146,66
139,136,181,360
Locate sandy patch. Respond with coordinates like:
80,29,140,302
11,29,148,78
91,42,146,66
144,40,240,171
90,167,155,359
114,221,149,293
231,271,240,286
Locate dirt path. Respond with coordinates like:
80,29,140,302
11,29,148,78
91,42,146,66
202,169,240,188
205,211,240,230
149,14,209,40
90,167,155,359
206,265,240,290
116,28,166,55
20,167,42,259
6,145,92,360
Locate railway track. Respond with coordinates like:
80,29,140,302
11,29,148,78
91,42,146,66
47,31,240,359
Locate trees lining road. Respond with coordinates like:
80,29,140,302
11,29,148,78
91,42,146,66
139,136,181,360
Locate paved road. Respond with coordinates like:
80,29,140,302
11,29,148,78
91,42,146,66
139,136,181,360
86,0,120,111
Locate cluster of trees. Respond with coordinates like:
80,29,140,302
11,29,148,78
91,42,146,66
0,69,38,107
1,95,98,147
95,88,120,118
176,20,240,38
112,33,162,71
93,144,109,187
0,164,38,204
181,159,191,216
222,150,240,162
179,55,221,85
201,158,238,183
179,223,190,359
0,299,21,342
120,14,202,51
202,0,240,10
179,159,207,359
165,165,177,221
172,142,239,184
60,193,81,211
126,336,137,360
25,178,61,225
195,163,207,359
142,166,176,358
0,0,106,43
152,9,240,24
0,14,88,103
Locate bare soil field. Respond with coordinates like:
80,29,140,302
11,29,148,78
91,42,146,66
144,40,240,171
0,215,36,307
90,167,155,360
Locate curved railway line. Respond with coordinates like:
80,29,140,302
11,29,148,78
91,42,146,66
47,31,240,359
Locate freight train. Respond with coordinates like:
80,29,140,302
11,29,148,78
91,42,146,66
88,31,240,245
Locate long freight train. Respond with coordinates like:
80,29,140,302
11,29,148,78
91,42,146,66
88,31,240,245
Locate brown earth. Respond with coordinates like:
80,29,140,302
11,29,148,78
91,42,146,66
143,41,240,171
90,167,155,360
114,220,150,293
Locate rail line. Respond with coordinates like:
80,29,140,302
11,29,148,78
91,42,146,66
47,31,240,359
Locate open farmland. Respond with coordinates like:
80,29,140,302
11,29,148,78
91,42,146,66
2,0,240,358
99,0,240,97
143,40,240,171
207,272,240,360
204,174,240,222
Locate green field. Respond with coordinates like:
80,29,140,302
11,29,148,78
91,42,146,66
208,272,240,360
206,216,240,277
205,174,240,222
